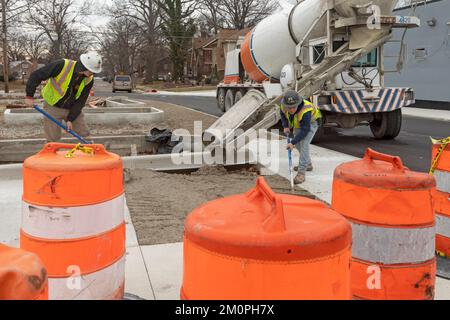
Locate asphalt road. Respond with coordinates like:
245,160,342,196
95,84,448,173
95,85,223,117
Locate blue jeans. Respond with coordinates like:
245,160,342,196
294,121,318,173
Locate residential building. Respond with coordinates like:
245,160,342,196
186,28,251,83
385,0,450,105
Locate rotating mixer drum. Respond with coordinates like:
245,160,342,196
240,0,399,82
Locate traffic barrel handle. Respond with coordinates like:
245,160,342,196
364,148,406,172
252,177,286,233
39,143,108,156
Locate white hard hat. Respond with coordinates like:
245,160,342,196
80,51,103,74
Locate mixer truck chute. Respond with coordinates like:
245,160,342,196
213,0,420,143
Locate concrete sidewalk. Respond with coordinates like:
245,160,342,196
245,134,358,204
402,107,450,122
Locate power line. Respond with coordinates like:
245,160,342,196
14,24,246,41
14,24,206,39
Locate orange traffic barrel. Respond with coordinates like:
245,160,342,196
332,148,436,300
0,244,48,300
182,177,352,300
20,143,126,300
432,142,450,258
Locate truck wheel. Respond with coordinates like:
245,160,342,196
217,88,226,112
224,89,236,112
234,90,245,104
370,109,402,140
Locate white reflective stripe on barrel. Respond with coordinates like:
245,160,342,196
437,213,450,238
351,222,436,264
22,194,125,240
435,170,450,193
48,255,125,300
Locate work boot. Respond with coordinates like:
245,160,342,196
294,164,313,172
294,172,306,185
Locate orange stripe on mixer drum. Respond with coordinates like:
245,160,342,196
240,31,268,83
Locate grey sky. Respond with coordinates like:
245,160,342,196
79,0,417,30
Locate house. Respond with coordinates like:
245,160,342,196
186,28,251,83
3,60,45,81
186,35,211,83
385,0,450,106
155,55,174,81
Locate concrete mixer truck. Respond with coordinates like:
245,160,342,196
212,0,420,143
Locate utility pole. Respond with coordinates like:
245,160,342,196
1,0,8,94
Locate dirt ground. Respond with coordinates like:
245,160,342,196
125,166,315,246
0,100,217,140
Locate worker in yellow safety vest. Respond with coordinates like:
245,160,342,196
25,52,103,142
280,90,322,184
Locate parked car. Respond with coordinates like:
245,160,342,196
112,75,132,93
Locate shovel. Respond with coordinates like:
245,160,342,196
34,105,92,145
286,134,295,192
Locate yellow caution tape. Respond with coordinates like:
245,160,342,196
436,250,450,259
65,143,94,159
429,136,450,175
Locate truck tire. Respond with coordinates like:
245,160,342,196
370,109,402,140
224,89,236,112
234,90,245,104
217,88,226,112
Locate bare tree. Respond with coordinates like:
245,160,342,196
98,16,145,78
157,0,197,82
113,0,162,83
26,0,82,60
1,0,9,91
7,29,27,61
5,0,31,24
199,0,225,35
24,32,47,63
220,0,277,29
62,29,91,60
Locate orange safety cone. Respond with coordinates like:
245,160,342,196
182,177,352,300
21,143,126,300
431,139,450,258
332,148,436,300
0,244,48,300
